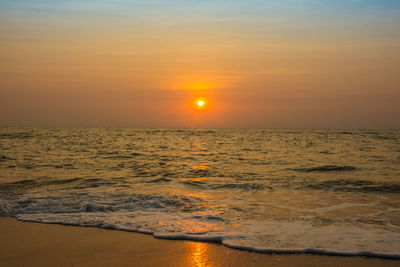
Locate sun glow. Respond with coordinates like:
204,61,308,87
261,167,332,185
188,96,213,112
192,98,209,110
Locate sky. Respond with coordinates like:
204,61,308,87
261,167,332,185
0,0,399,128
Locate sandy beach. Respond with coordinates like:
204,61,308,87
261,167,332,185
0,217,398,267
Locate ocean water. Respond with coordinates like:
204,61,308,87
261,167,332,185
1,128,400,257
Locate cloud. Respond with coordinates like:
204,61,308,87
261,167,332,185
259,68,317,75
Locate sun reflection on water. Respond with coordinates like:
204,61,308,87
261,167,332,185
187,242,211,267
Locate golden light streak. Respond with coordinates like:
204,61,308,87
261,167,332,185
187,242,211,267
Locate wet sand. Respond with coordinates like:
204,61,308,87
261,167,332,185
0,217,398,267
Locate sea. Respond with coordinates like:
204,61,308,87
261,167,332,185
1,128,399,258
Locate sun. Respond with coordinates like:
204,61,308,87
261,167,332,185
197,100,205,107
190,97,210,111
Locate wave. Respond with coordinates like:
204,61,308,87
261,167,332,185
0,191,206,216
292,165,356,172
180,180,274,191
103,155,136,160
0,132,34,139
9,163,77,170
213,183,273,191
1,186,399,259
339,131,354,135
303,179,400,193
0,155,14,162
222,243,400,259
0,178,83,192
10,214,400,259
0,177,126,192
144,177,172,183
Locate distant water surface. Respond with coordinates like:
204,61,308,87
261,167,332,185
0,128,399,257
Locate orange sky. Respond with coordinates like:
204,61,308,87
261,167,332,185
1,0,399,128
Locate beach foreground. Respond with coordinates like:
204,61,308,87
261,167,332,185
0,217,398,267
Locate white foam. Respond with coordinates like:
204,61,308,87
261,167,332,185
11,210,400,259
0,186,399,259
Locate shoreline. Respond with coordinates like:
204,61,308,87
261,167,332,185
1,217,399,266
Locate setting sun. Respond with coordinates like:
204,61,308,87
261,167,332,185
189,97,212,112
192,98,210,111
